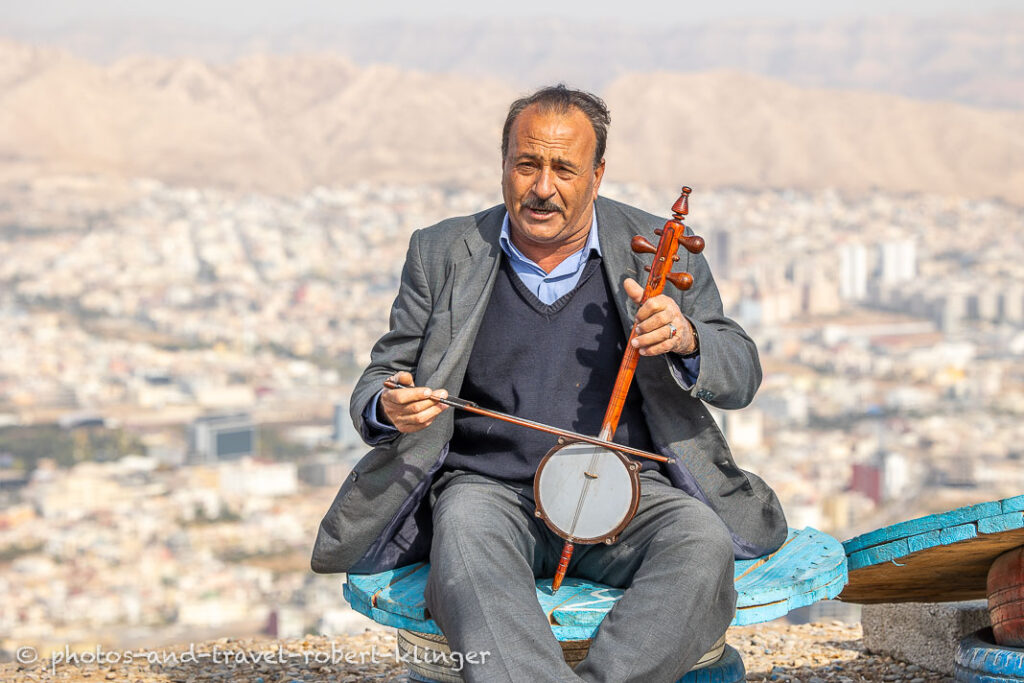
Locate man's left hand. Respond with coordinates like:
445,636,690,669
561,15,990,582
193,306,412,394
623,277,698,357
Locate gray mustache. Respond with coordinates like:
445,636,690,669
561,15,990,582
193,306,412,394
522,198,564,213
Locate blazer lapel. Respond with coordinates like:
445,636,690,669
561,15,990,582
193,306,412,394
424,206,504,388
450,207,503,338
596,198,645,338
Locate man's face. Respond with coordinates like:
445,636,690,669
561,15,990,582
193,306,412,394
502,105,605,251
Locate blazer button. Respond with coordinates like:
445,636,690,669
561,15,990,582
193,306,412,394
350,471,359,481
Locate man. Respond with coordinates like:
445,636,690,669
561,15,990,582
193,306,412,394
312,85,787,682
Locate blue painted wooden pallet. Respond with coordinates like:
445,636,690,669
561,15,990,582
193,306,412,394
343,526,846,639
956,628,1024,682
840,495,1024,604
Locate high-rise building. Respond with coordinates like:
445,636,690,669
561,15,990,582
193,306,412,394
839,244,868,300
879,239,917,286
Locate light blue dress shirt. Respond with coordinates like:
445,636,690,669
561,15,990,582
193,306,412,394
363,207,700,437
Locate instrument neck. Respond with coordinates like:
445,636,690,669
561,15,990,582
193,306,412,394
599,342,640,441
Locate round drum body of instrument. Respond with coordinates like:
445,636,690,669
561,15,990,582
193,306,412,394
533,441,641,545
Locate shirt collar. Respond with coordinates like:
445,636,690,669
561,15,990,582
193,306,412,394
498,206,601,276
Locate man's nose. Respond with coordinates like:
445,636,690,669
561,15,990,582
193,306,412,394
533,167,555,199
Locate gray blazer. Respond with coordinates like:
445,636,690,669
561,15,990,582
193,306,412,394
311,196,787,574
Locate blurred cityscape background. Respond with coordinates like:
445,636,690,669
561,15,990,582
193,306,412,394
1,0,1023,658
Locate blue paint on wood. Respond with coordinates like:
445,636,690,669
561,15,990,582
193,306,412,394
843,496,1024,575
848,539,911,571
906,529,942,555
376,563,431,620
1003,497,1024,514
844,501,1003,554
941,523,980,545
735,528,846,609
980,512,1024,535
344,527,847,636
534,578,593,618
550,585,625,627
346,563,426,607
344,582,444,635
733,528,798,580
551,623,601,640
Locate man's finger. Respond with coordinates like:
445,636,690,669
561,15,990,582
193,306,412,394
634,310,674,336
384,385,434,404
384,394,438,414
635,295,673,321
393,371,415,386
623,277,644,304
633,325,675,351
391,402,447,433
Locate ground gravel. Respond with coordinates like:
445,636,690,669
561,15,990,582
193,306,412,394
1,622,952,682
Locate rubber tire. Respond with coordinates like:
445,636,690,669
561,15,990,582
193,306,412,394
956,627,1024,682
681,645,745,683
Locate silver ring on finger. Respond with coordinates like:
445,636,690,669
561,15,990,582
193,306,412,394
668,323,677,338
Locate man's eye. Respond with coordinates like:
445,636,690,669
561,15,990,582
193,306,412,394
556,169,575,180
517,163,536,172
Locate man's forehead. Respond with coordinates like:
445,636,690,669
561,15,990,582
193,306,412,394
508,105,596,155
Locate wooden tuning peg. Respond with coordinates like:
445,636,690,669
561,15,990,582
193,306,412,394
679,235,705,254
665,271,694,291
631,235,657,255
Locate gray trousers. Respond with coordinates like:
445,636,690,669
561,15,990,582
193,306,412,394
423,469,737,683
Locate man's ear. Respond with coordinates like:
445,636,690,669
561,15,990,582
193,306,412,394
593,158,606,197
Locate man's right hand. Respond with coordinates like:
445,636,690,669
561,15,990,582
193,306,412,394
379,371,449,433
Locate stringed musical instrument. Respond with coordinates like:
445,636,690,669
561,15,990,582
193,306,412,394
534,186,704,590
385,187,704,592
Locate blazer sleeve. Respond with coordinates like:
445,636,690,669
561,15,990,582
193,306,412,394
348,228,434,444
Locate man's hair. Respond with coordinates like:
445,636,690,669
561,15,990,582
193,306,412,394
501,85,611,169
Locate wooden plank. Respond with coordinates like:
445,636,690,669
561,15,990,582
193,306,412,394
736,528,846,604
844,501,1002,554
375,564,432,620
733,573,847,626
550,623,602,641
343,583,443,635
842,497,1024,603
981,512,1024,535
841,527,1024,603
550,584,624,627
733,528,797,581
345,563,427,606
346,527,847,636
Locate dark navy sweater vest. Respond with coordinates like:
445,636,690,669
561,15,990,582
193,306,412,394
445,254,657,485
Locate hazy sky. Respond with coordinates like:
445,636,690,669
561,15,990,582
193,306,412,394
2,0,1018,30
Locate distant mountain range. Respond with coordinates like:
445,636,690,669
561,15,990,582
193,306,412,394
1,39,1022,203
5,13,1023,109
